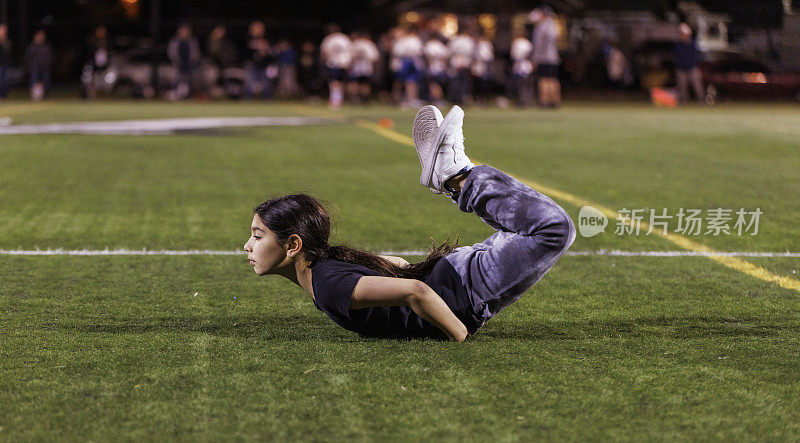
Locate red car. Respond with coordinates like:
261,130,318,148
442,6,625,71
701,54,800,103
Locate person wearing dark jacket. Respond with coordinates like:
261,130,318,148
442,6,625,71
245,21,274,99
167,23,201,99
674,23,704,103
24,30,53,100
83,26,111,99
297,41,321,97
0,24,11,99
206,25,237,69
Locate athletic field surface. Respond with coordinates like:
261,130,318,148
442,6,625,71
1,100,798,441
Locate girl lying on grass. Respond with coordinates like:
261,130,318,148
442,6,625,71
245,105,575,341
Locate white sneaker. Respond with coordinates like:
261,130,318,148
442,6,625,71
430,105,474,194
412,105,444,189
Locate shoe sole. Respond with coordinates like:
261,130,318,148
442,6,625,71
412,105,441,157
413,105,442,186
421,106,464,188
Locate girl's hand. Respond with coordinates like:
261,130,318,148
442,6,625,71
378,255,410,267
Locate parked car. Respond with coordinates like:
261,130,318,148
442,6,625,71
701,54,800,103
85,46,245,98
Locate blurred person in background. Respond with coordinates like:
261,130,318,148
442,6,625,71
674,23,704,104
167,23,201,99
510,32,534,106
207,25,238,69
391,25,424,107
530,6,561,108
24,30,53,100
424,32,449,107
245,21,273,99
603,39,631,91
447,25,475,105
320,24,352,108
297,41,321,98
82,25,110,99
0,24,11,99
471,32,494,105
275,39,298,98
385,27,403,103
348,31,379,103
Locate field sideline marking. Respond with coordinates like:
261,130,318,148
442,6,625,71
1,249,799,258
353,118,800,292
0,116,332,135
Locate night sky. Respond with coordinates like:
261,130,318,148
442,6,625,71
1,0,785,39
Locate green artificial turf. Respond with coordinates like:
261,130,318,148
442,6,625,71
1,101,799,440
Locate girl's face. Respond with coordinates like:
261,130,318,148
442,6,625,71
244,214,289,275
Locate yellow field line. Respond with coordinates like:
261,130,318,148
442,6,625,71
353,118,800,293
353,119,416,145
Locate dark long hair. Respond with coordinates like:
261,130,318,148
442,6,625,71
254,194,456,280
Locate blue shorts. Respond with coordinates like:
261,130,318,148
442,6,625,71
397,59,420,83
327,67,347,81
349,74,371,84
535,63,559,79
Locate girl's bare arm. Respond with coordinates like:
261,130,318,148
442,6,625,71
349,276,468,342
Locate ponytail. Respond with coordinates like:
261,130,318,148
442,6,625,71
325,239,457,280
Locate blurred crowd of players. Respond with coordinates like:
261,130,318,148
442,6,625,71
313,7,562,109
0,7,571,108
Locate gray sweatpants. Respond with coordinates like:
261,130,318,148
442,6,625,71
444,165,576,323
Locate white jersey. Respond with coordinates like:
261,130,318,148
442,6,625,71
471,39,494,77
392,34,424,59
511,37,534,76
532,18,560,65
424,39,450,75
448,34,475,70
606,46,627,82
350,38,379,77
320,32,353,69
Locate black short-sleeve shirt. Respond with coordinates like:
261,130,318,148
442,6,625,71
311,258,484,339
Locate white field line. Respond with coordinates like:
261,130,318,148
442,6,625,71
0,116,333,135
1,249,798,258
